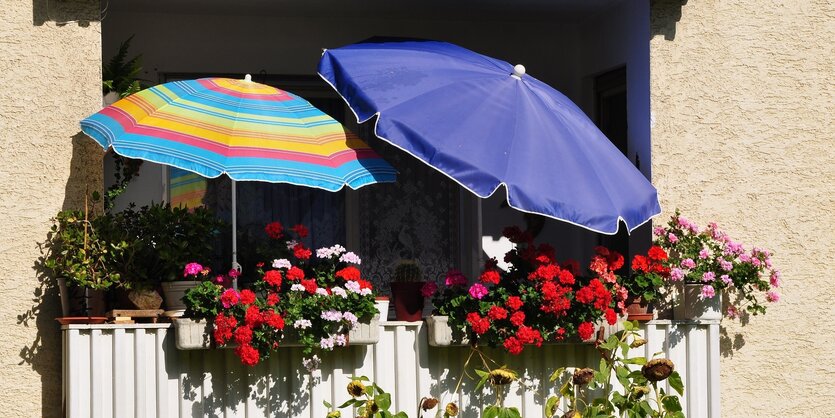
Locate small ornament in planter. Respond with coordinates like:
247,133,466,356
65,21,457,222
389,260,426,321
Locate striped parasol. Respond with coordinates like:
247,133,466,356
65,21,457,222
81,76,396,190
81,75,396,278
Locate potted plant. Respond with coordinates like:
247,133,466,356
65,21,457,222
41,203,127,320
655,210,781,320
428,226,625,352
105,203,222,314
389,260,426,321
181,221,379,371
620,246,670,321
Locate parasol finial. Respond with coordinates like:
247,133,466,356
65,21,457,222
244,74,252,82
511,64,526,80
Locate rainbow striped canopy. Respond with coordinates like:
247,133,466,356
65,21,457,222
81,77,396,191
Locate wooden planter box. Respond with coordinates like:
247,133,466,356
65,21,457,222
173,315,381,350
425,315,613,347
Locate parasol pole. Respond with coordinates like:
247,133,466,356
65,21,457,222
231,179,241,290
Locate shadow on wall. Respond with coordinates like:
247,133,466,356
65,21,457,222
32,0,99,27
19,133,103,418
650,0,688,41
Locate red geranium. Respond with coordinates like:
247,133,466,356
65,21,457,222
263,270,282,288
263,310,285,330
577,322,595,341
213,313,237,345
336,266,361,281
291,224,309,238
245,305,263,327
480,270,501,285
466,312,490,335
605,308,617,325
234,344,260,366
516,325,543,346
647,245,668,261
293,244,312,260
631,255,650,273
506,296,523,311
240,289,256,305
503,336,524,355
234,325,253,345
286,266,305,281
300,279,318,294
266,292,279,306
509,311,525,327
265,221,283,240
487,305,508,320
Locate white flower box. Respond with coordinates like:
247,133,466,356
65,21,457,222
173,315,381,350
425,315,615,347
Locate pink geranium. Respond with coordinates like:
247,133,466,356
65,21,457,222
421,281,438,297
468,283,488,300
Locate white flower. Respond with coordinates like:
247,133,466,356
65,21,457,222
315,288,329,296
320,336,335,350
345,280,361,293
342,311,358,325
331,286,348,298
290,283,305,292
359,288,372,296
316,247,333,259
272,258,292,269
339,251,362,265
293,319,312,329
286,240,298,250
334,334,347,347
303,355,321,372
321,310,343,321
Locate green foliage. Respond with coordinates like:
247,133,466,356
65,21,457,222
41,209,127,291
393,260,423,282
103,35,143,98
183,281,223,318
329,377,410,418
96,203,222,288
103,155,142,211
544,322,685,418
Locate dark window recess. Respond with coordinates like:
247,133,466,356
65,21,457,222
594,67,630,259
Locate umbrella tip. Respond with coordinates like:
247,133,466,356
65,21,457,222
244,74,252,82
511,64,526,80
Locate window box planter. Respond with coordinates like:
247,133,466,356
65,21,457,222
425,315,612,347
173,315,381,350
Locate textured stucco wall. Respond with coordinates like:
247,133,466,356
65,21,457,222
0,1,101,416
650,0,834,415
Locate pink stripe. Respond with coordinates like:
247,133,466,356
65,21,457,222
101,107,381,168
198,79,293,102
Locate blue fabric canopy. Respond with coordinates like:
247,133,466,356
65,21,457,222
318,39,660,234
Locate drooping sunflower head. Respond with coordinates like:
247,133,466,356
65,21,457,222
488,368,518,386
571,368,594,386
421,397,440,411
347,380,366,397
444,402,459,417
641,358,675,382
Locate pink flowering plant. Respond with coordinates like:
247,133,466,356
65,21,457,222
654,210,781,317
430,226,624,355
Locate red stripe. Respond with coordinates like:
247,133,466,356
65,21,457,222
101,107,381,168
197,79,293,102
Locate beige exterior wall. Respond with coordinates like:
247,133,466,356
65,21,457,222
650,0,834,415
0,0,102,416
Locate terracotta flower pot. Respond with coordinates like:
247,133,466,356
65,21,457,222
625,296,654,321
390,282,425,321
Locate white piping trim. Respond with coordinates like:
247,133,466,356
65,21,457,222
317,68,661,235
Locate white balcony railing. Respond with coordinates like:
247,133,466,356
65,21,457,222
62,319,720,418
